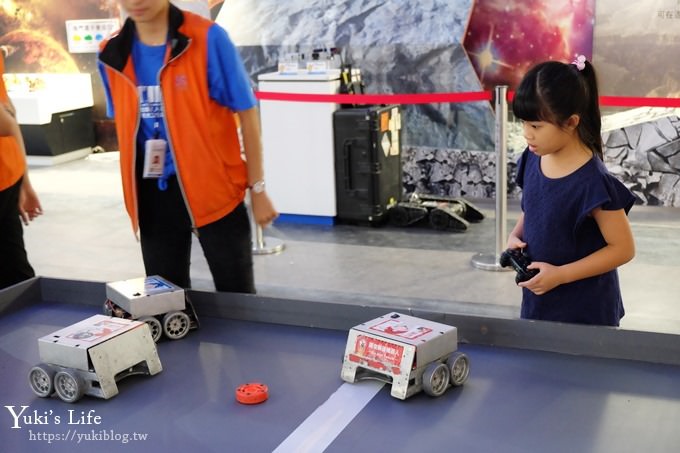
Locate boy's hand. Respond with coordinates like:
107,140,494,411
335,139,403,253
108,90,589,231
250,191,278,227
19,179,43,225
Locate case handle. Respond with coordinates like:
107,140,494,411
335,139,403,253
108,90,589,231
342,140,353,190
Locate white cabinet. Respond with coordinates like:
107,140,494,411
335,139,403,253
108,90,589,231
258,70,343,224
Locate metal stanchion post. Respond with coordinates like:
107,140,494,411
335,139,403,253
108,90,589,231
246,190,285,255
471,85,512,271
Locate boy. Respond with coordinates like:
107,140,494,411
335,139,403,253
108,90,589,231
98,0,277,293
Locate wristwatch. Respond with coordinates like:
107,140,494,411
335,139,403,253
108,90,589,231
250,180,266,194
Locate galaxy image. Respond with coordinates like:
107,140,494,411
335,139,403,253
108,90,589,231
463,0,595,90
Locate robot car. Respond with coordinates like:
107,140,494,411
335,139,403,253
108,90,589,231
28,314,162,403
387,193,485,232
341,312,470,399
104,275,199,342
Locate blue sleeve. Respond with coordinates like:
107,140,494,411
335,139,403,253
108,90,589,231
586,160,636,214
97,60,115,118
600,171,636,214
206,24,257,112
575,160,636,231
515,148,529,189
515,148,530,211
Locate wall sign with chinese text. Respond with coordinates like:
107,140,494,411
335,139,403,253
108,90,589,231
65,19,120,54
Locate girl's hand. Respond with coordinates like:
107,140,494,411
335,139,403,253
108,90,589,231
506,234,526,250
517,262,562,295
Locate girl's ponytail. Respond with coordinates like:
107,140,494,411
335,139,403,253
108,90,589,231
574,57,603,160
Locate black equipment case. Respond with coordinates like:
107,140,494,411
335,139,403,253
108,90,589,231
333,105,402,225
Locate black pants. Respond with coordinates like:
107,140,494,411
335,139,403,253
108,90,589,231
138,176,255,293
0,177,35,289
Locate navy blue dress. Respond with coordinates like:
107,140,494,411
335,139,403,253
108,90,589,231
516,149,635,326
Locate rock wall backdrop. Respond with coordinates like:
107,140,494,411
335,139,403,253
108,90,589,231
218,0,680,207
0,0,677,205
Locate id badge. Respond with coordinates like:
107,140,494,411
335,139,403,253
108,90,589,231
143,139,167,178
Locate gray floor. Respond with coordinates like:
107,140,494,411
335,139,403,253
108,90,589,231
22,152,680,335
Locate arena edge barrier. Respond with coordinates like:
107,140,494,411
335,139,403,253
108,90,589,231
2,276,680,367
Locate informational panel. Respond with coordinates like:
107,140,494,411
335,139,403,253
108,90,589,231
65,19,120,54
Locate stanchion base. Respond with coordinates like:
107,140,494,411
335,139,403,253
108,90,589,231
252,237,285,255
471,253,512,272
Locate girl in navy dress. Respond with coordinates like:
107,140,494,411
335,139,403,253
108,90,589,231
507,56,636,326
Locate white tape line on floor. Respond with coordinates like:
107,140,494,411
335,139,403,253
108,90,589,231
273,381,385,453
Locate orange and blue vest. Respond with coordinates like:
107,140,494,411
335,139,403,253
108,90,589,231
0,53,25,191
98,5,255,232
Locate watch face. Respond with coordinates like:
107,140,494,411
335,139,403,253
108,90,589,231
251,181,265,193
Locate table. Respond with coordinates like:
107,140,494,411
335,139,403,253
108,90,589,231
2,278,679,453
6,73,95,165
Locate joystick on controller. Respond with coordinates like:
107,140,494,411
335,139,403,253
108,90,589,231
499,248,539,284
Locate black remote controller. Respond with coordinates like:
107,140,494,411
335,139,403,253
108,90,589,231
499,248,539,284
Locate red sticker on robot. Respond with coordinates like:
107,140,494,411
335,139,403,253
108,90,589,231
65,319,129,342
369,319,432,339
352,335,404,367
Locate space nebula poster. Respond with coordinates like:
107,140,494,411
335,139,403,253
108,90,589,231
464,0,595,91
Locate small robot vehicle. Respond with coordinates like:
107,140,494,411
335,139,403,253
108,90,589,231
388,193,485,232
341,312,470,399
104,276,199,342
28,315,162,403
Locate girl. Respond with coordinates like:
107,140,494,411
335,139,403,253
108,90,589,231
507,56,636,326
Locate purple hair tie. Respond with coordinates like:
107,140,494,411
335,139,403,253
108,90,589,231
572,54,586,71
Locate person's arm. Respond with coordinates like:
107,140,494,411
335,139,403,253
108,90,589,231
506,212,527,249
0,102,17,135
18,169,42,225
238,106,278,226
559,208,635,282
203,25,277,225
1,99,43,224
520,208,634,295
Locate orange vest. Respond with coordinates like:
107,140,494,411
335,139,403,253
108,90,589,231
98,7,247,232
0,53,25,191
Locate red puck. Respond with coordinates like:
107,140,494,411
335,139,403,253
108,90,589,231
235,382,269,404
